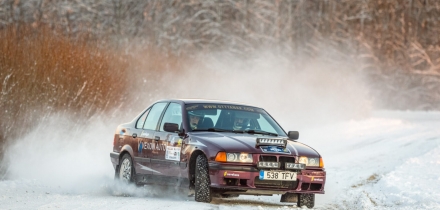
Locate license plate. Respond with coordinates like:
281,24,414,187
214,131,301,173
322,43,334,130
259,170,297,181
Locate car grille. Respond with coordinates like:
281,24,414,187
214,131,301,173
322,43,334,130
301,183,309,190
310,183,322,191
258,155,297,171
300,183,322,191
259,155,277,162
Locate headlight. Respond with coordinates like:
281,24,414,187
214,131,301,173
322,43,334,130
215,152,253,163
298,156,323,167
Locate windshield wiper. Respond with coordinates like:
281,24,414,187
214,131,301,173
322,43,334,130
208,128,247,134
192,128,244,134
207,128,230,132
245,129,278,137
192,128,228,132
193,128,278,136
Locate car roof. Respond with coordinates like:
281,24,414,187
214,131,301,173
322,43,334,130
160,98,260,108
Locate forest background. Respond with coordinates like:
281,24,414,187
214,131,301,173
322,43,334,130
1,0,439,172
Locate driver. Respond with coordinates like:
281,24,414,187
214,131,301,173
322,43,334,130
233,116,245,130
189,112,203,130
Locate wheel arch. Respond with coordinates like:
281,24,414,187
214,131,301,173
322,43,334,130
188,149,208,187
117,145,134,166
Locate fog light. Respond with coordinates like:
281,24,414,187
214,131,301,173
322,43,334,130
257,161,280,168
285,162,305,169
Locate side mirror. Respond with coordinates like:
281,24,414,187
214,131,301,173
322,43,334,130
163,122,179,133
288,131,299,140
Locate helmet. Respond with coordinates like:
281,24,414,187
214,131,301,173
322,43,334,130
188,111,204,130
188,111,204,118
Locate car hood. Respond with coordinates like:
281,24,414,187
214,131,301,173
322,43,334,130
189,132,320,157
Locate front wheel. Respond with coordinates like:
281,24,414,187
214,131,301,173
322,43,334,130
117,154,135,183
194,155,212,202
297,193,315,208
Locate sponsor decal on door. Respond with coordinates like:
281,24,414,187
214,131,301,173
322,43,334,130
165,146,181,161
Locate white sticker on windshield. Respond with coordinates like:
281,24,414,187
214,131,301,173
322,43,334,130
165,146,181,161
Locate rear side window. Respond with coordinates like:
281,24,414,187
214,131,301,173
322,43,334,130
136,109,150,129
160,103,182,132
143,102,167,130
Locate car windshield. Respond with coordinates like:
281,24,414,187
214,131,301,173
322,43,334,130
186,104,287,137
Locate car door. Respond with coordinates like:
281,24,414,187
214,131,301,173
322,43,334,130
134,102,168,177
134,108,150,158
151,102,186,184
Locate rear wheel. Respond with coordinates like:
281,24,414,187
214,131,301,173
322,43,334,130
194,155,212,202
117,154,135,183
297,193,315,208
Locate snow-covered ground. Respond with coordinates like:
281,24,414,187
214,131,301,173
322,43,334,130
1,111,439,209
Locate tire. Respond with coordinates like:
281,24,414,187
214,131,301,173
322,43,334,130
194,155,212,203
117,153,135,183
297,193,315,208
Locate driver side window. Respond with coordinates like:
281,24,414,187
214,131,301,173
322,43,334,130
160,103,182,132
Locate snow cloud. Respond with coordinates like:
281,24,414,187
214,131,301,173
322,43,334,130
132,48,372,131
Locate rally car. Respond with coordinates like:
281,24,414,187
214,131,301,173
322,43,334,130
110,99,325,208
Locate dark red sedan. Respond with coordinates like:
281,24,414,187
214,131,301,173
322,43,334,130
110,99,325,208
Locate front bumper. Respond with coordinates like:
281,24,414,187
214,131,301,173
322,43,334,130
209,162,326,194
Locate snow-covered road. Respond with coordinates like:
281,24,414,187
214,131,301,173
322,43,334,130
1,111,439,209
